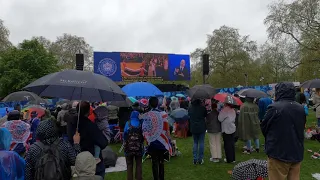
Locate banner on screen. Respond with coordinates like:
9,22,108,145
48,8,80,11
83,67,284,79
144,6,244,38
94,52,190,82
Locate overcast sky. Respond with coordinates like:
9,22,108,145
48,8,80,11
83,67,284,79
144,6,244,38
0,0,272,54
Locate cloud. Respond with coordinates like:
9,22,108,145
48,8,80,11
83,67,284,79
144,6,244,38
0,0,272,54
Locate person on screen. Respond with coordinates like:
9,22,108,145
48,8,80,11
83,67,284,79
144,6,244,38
174,59,189,80
161,59,169,80
148,59,156,76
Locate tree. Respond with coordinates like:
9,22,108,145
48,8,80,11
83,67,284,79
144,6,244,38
0,19,12,52
0,39,60,96
296,44,320,81
32,36,54,50
50,33,93,70
265,0,320,52
257,41,298,83
190,26,258,88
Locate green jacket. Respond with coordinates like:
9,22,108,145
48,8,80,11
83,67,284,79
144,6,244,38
237,102,260,140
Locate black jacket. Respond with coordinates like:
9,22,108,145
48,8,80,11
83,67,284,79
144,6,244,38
261,82,306,163
77,116,108,175
205,110,221,133
188,103,207,134
67,111,108,175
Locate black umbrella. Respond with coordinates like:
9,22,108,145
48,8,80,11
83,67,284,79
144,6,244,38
300,79,320,88
187,84,215,100
232,159,268,180
2,91,48,104
23,70,126,102
108,97,133,107
237,89,268,98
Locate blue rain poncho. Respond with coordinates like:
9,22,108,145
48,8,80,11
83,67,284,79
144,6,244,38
0,127,26,180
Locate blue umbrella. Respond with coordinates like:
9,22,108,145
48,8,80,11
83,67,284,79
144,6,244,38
169,108,189,123
176,94,185,98
23,69,126,102
122,82,163,97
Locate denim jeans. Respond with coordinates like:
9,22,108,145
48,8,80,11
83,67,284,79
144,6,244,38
246,139,260,150
192,132,205,161
94,145,101,158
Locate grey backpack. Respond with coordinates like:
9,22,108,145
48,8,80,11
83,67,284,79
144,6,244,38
34,139,70,180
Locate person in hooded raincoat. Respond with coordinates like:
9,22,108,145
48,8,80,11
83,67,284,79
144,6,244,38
72,151,102,180
237,97,261,154
25,119,81,180
261,82,305,180
0,127,26,180
2,110,31,157
123,110,143,180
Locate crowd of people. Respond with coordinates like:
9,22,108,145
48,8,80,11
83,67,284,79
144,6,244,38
0,83,320,180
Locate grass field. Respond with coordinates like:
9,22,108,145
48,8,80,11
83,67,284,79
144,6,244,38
107,111,320,180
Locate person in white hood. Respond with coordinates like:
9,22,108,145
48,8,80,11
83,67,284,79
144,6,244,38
72,151,103,180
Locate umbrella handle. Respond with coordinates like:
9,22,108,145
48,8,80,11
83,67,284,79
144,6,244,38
76,100,81,130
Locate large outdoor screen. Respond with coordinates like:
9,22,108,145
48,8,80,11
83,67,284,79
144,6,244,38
94,52,190,82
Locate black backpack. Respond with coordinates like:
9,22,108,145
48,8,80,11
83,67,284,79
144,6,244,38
124,121,144,156
34,139,71,180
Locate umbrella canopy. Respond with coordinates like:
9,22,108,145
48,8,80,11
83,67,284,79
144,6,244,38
108,97,133,107
175,94,185,98
214,93,243,106
300,79,320,88
128,97,138,103
122,82,163,97
22,105,46,119
169,108,188,122
2,120,31,143
187,84,215,100
232,159,268,180
23,69,126,102
237,89,268,98
2,91,48,105
139,98,149,108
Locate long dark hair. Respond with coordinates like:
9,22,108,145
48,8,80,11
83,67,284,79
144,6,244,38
299,93,306,104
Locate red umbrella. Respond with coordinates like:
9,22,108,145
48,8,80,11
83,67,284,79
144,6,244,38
214,93,243,106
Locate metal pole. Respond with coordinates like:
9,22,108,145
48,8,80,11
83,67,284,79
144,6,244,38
203,74,206,84
244,73,248,87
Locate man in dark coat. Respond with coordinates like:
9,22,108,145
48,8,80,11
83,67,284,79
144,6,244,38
174,59,189,80
188,99,207,164
261,82,306,180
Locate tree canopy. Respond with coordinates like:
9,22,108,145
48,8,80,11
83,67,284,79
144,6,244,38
0,39,59,97
32,34,93,71
0,20,12,52
190,0,320,88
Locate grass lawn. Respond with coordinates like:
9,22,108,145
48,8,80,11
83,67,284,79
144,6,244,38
107,111,320,180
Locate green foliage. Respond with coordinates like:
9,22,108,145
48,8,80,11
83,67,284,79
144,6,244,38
50,33,93,70
190,0,320,88
32,34,93,71
0,39,60,97
265,0,320,52
0,19,12,52
190,26,260,88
